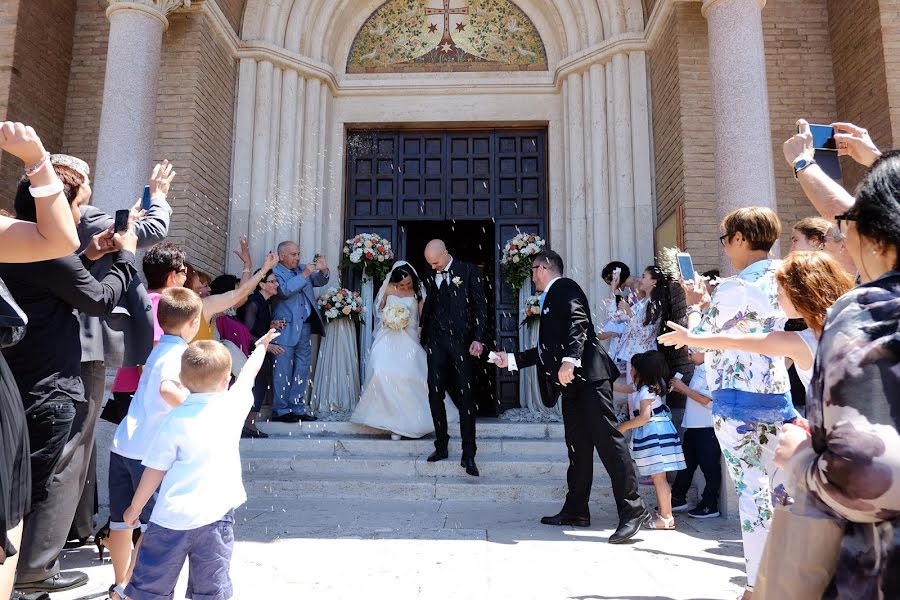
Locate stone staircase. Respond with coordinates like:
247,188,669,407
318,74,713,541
242,418,737,515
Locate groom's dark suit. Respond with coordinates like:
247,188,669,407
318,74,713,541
513,277,645,521
420,259,487,459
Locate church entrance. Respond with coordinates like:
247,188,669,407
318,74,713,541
344,128,548,414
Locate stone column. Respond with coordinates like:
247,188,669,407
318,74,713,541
566,72,586,284
92,0,190,214
703,0,777,272
227,58,257,273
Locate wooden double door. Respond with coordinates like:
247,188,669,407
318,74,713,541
344,129,548,414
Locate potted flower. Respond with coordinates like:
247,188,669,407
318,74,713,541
316,287,365,324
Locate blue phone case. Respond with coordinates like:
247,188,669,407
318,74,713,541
141,185,151,211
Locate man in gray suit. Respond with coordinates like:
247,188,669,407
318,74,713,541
271,241,329,422
13,155,173,593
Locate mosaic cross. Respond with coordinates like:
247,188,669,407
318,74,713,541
425,0,469,39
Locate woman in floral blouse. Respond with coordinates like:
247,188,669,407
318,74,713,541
613,265,671,380
680,207,796,599
775,152,900,599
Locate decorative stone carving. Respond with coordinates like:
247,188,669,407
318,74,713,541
347,0,547,73
105,0,192,17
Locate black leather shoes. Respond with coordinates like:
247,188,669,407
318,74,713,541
11,592,50,600
272,413,301,423
460,457,479,477
427,449,448,462
608,509,650,544
16,570,88,593
540,511,591,527
298,414,317,422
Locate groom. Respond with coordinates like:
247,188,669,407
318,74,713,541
420,239,487,477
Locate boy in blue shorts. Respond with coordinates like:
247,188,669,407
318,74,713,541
122,328,280,600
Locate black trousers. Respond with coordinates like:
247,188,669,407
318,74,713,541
671,427,722,509
426,342,477,459
561,381,644,520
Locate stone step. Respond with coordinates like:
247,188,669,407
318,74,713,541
245,474,617,503
240,436,573,458
241,451,600,480
257,419,564,440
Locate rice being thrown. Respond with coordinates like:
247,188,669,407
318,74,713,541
382,303,411,331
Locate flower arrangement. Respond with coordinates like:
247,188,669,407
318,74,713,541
381,303,411,331
500,232,546,292
340,233,395,280
317,287,365,324
522,293,541,325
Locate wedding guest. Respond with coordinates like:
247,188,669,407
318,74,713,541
679,206,794,600
1,168,139,596
0,121,80,600
122,330,280,600
773,151,900,599
615,351,686,530
790,216,829,251
270,241,329,423
240,270,282,438
597,261,637,357
613,266,671,380
185,263,211,298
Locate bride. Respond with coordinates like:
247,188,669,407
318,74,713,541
352,261,457,439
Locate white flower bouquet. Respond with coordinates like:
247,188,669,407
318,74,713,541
500,232,546,292
381,303,411,331
340,233,395,279
316,287,365,324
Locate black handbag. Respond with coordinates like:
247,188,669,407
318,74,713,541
0,276,27,348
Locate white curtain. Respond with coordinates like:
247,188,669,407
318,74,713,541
518,286,561,417
310,317,360,413
358,266,375,379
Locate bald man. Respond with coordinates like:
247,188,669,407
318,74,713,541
420,239,488,476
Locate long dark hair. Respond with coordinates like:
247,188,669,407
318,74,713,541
853,150,900,269
391,264,422,300
643,266,672,330
631,350,670,396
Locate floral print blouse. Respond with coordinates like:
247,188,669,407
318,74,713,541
613,297,659,365
692,259,790,394
787,269,900,599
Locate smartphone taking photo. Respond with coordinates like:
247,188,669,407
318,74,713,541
114,209,129,233
141,185,152,211
805,123,842,180
676,252,695,282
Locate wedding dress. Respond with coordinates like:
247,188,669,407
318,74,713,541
351,292,457,438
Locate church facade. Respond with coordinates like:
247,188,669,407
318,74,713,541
1,0,898,304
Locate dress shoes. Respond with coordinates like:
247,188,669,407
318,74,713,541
298,414,318,422
15,571,88,593
272,413,301,423
427,449,448,462
460,457,479,477
608,509,651,544
11,592,50,600
540,511,591,527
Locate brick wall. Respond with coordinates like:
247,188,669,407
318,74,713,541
763,0,837,252
827,0,892,190
649,7,682,227
879,0,900,151
0,0,77,211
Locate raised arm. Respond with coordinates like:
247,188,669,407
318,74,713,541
235,328,279,391
131,160,175,247
783,119,855,221
202,251,277,321
658,322,813,369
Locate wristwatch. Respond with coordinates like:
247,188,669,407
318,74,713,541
793,157,816,178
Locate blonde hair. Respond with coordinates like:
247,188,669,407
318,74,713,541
179,341,232,393
721,207,781,251
776,251,854,334
157,287,202,332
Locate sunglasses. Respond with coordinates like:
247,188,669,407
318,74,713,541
834,212,858,234
719,234,729,247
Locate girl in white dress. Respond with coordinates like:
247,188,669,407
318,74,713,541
351,262,457,439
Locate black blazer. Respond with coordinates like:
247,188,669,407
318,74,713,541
420,259,488,351
516,277,619,393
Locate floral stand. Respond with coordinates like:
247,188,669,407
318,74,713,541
310,317,361,414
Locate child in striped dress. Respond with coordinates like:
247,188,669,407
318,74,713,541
615,350,686,530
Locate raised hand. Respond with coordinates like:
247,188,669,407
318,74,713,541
149,159,175,197
782,119,815,168
314,254,328,272
233,237,252,268
832,122,881,167
679,273,710,310
491,351,509,369
263,250,278,271
112,226,139,254
256,328,281,350
657,320,691,350
0,121,46,166
84,228,117,261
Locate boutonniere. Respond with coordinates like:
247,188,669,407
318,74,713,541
542,307,550,315
452,276,462,287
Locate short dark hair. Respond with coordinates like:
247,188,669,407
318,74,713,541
210,274,239,296
721,207,781,252
13,164,84,223
853,150,900,269
533,250,564,274
630,350,670,396
601,261,630,285
143,242,186,290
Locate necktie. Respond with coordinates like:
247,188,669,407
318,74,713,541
538,291,547,311
437,270,449,287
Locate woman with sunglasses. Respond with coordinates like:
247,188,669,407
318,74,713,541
772,151,900,599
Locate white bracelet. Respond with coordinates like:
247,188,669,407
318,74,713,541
25,152,50,177
29,179,65,198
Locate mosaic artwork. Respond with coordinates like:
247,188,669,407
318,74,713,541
347,0,548,73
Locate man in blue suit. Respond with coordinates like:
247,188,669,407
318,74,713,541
271,241,330,422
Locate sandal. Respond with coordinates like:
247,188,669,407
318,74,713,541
645,513,675,530
109,584,127,600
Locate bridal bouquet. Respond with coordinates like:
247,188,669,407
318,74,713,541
500,232,546,292
317,287,365,324
522,293,541,326
381,303,411,331
341,233,395,280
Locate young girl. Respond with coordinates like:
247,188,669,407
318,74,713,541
615,350,686,530
613,266,671,378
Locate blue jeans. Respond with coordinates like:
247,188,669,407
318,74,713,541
271,322,311,416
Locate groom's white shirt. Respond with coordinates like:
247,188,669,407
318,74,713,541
506,276,581,371
434,257,454,287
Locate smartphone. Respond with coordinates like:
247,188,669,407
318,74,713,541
805,124,843,180
808,124,836,150
114,209,129,233
141,185,151,211
676,252,695,282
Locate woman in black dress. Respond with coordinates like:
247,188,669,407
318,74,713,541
0,122,80,598
240,269,281,437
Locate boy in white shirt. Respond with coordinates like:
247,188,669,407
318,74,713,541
669,350,721,519
121,328,279,600
106,287,202,598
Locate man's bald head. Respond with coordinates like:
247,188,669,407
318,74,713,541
424,239,450,271
278,241,300,269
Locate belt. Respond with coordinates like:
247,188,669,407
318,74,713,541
632,405,670,418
